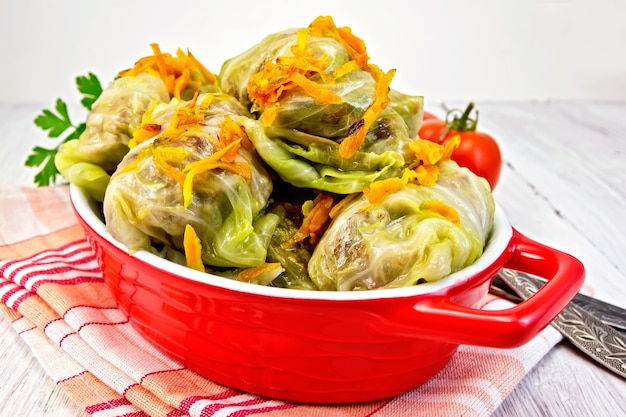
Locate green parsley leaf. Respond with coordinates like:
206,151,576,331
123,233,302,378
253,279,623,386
67,122,87,141
25,145,54,167
28,73,103,187
33,99,72,138
33,151,60,187
76,72,103,111
25,146,58,186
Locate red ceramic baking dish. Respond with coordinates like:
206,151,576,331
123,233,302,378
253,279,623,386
70,184,584,404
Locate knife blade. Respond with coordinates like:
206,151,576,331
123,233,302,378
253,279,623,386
496,269,626,379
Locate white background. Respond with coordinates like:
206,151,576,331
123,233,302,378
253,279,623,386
1,0,625,105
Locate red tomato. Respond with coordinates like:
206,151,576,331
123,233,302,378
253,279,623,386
422,110,440,121
418,103,502,190
418,118,447,141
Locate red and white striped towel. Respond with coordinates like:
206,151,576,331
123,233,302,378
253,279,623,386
0,185,563,417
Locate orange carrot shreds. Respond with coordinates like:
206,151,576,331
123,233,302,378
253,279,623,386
130,123,162,148
128,102,163,148
403,137,460,187
362,137,456,203
413,164,440,187
409,136,460,166
261,104,280,127
338,67,396,159
248,16,393,133
184,161,252,206
442,135,461,160
171,92,205,128
284,192,337,248
188,90,200,108
185,49,217,84
409,139,446,165
218,115,254,159
137,92,205,151
181,140,252,208
331,60,361,80
247,53,339,126
337,26,368,65
301,17,399,160
363,168,431,204
363,177,404,204
173,68,191,100
291,72,342,104
328,193,360,219
151,142,189,188
183,224,205,272
306,16,369,67
158,95,206,144
118,43,216,100
237,263,284,285
292,25,359,84
421,201,461,225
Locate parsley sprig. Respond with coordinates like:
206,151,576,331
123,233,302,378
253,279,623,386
27,73,103,186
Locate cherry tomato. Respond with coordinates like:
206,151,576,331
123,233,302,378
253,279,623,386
422,110,440,121
418,103,502,190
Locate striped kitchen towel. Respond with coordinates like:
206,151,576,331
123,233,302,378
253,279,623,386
0,185,564,417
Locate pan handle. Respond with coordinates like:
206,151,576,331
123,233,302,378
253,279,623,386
389,228,585,347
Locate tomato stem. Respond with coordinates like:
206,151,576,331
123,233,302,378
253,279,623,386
438,102,479,142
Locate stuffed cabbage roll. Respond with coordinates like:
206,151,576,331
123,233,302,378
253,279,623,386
55,74,169,201
308,160,495,291
103,93,278,269
220,16,423,194
56,44,218,201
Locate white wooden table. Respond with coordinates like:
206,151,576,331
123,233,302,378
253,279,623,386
0,101,625,416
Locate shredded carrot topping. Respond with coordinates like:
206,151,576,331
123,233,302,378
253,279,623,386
413,164,440,187
218,115,255,158
306,16,396,159
132,91,207,150
182,139,252,208
422,201,461,225
363,168,420,204
247,15,395,138
151,143,189,188
183,224,205,272
126,93,254,209
306,16,369,67
129,123,161,149
247,54,342,126
409,139,445,165
237,263,283,284
363,176,404,204
291,72,343,104
167,92,206,136
409,136,460,166
186,49,217,83
338,67,395,159
363,135,460,204
330,60,361,80
128,102,163,148
328,193,359,219
284,192,337,248
118,43,216,99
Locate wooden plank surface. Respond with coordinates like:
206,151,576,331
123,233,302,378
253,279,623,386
0,101,624,416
